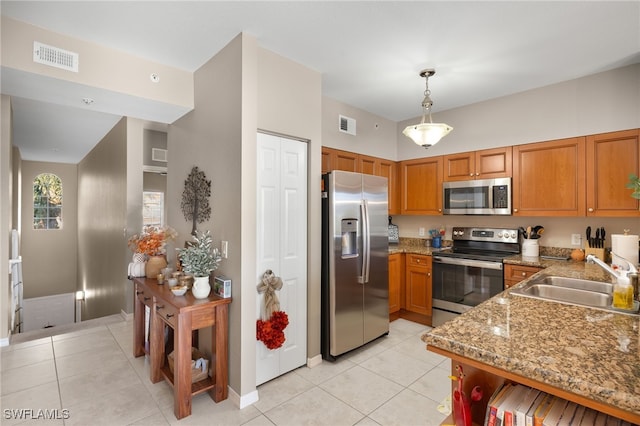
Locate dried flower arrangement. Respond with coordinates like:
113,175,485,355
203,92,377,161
128,226,177,257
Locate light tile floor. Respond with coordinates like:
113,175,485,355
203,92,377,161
1,317,451,426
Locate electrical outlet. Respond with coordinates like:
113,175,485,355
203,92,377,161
571,234,581,246
419,227,425,237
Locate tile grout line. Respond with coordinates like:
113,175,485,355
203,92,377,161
49,336,68,426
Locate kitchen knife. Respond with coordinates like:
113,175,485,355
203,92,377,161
595,228,600,248
600,227,605,248
586,226,591,248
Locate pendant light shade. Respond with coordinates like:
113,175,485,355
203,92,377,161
403,69,452,148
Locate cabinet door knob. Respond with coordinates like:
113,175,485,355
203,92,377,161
427,272,431,277
136,291,143,295
588,207,594,212
469,173,474,177
166,314,174,319
513,208,518,213
475,172,480,176
522,272,526,276
144,296,150,301
156,305,164,310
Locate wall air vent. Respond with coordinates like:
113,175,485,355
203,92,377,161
33,41,79,72
152,148,168,162
338,115,356,136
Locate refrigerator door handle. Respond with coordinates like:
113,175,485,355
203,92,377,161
360,200,371,284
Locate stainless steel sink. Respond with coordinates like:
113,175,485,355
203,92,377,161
510,275,637,315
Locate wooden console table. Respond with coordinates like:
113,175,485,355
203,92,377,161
133,277,232,419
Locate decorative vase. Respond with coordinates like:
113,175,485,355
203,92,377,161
192,276,211,299
146,255,168,278
132,253,146,263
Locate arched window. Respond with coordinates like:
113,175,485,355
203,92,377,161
33,173,63,230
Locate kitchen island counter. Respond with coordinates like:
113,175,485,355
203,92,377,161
422,262,640,422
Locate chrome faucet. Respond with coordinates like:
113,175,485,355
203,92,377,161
586,254,637,285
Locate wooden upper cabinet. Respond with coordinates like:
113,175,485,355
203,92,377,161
321,149,332,174
400,156,443,215
512,137,586,216
586,129,640,217
321,147,359,173
378,159,399,215
358,154,377,175
333,150,359,172
443,147,512,181
322,147,399,214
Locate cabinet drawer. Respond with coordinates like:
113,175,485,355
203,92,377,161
504,264,542,282
407,254,431,269
155,298,178,328
136,287,153,307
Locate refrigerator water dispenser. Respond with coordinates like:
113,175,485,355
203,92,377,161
341,219,358,258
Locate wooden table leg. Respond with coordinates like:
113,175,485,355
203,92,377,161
174,312,193,420
149,302,165,384
211,304,229,402
133,285,145,358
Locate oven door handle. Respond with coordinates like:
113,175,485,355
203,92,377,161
433,256,503,270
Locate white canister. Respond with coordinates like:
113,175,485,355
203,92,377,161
522,239,539,258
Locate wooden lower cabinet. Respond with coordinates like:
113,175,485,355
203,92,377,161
403,254,432,325
504,264,543,289
388,253,404,315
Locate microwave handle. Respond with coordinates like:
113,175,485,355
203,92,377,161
433,256,503,271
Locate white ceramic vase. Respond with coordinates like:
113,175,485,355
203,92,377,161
192,276,211,299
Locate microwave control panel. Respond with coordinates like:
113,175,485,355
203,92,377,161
492,185,509,208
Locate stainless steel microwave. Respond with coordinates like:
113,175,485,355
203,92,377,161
442,177,511,215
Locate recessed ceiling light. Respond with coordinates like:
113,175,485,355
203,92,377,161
82,97,94,105
150,73,160,83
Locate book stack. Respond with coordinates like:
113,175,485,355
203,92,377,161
483,384,634,426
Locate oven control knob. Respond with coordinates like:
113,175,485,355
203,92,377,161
510,232,517,239
497,232,503,238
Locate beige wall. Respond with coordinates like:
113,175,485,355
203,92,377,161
124,118,145,315
396,63,640,161
256,48,323,364
1,16,193,112
391,64,640,249
20,161,78,299
1,95,13,342
168,33,246,397
168,33,323,404
321,96,398,160
77,117,127,320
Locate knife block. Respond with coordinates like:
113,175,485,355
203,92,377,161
585,243,606,262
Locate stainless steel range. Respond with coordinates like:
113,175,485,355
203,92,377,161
432,227,519,317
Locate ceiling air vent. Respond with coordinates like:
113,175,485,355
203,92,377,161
33,41,79,72
338,115,356,136
152,148,168,162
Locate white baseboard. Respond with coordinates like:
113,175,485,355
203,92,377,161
0,335,9,347
229,386,259,409
120,309,133,321
307,354,322,368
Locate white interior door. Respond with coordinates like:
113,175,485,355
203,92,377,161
256,132,308,386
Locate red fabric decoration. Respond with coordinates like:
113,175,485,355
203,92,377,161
256,311,289,350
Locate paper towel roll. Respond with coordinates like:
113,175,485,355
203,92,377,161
611,234,639,270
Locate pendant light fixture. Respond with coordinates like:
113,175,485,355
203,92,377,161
402,69,452,148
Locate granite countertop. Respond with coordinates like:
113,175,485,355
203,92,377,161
422,262,640,416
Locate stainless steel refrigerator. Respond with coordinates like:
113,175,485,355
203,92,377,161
321,171,389,361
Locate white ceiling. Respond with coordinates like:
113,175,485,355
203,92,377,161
2,1,639,163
